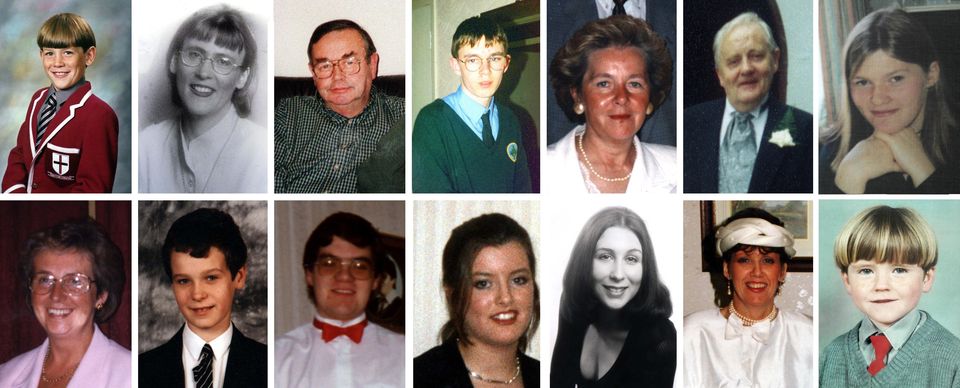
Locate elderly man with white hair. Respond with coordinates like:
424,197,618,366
684,207,814,388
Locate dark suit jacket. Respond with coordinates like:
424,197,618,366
414,339,539,388
546,1,676,146
139,325,267,388
684,99,813,193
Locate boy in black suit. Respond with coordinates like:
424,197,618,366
139,208,266,388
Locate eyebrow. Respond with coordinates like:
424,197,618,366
472,268,531,277
317,253,372,262
315,51,357,63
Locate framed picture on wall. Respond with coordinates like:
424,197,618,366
700,200,812,272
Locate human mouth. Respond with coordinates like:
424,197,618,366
190,84,215,97
871,299,896,304
609,114,631,121
870,109,898,118
491,310,518,325
50,70,71,79
332,288,356,296
603,285,629,297
479,81,493,88
48,308,72,317
745,282,768,293
191,305,214,315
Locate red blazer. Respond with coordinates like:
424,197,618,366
2,81,118,193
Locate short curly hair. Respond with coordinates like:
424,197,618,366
549,15,673,123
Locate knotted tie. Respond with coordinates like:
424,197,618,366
36,92,57,147
612,0,627,15
867,333,892,376
481,110,494,147
314,318,368,343
719,111,757,193
192,343,214,388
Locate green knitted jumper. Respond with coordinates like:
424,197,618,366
820,312,960,387
412,99,532,193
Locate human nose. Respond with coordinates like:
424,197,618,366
49,280,67,300
750,260,763,277
610,259,625,281
191,283,207,301
497,281,514,305
613,84,628,105
334,261,355,281
874,271,891,291
195,57,214,78
871,83,891,105
52,53,64,67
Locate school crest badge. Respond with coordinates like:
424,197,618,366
46,143,79,182
507,142,518,163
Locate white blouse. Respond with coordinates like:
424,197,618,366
684,308,814,388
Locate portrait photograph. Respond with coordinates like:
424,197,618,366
136,0,268,193
0,201,131,386
0,0,131,193
541,197,681,386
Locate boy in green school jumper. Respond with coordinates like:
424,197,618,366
412,15,532,193
820,206,960,387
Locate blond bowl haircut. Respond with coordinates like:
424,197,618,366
711,12,778,69
834,205,938,273
37,13,96,51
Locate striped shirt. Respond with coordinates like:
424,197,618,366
275,88,404,193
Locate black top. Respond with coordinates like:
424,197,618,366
820,138,960,194
550,316,676,388
139,325,267,388
414,339,540,388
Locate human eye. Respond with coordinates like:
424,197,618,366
735,256,751,264
186,50,204,60
855,267,874,275
473,279,492,289
890,74,905,84
762,256,777,265
214,55,236,67
628,80,645,89
595,80,610,88
625,255,641,264
174,277,191,286
595,251,613,261
205,274,220,282
892,267,910,275
512,275,529,286
65,274,85,287
852,78,870,87
346,57,361,66
489,55,504,64
351,259,372,271
35,274,55,287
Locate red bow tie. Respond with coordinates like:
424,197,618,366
313,318,367,343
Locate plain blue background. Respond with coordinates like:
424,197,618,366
819,200,960,354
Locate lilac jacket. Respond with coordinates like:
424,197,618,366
0,326,130,388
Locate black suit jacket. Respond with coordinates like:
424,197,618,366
684,99,813,193
139,325,267,388
546,0,676,146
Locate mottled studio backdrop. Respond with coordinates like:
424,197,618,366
138,201,267,352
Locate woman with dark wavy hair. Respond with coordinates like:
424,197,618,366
821,7,959,194
551,207,675,386
546,15,676,193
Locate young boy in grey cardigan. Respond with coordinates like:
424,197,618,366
820,206,960,387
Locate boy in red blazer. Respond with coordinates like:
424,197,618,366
2,13,118,193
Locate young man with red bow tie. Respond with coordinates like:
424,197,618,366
275,212,404,387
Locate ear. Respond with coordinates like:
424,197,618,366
646,103,654,115
371,273,383,292
569,87,580,105
304,267,315,287
169,53,178,75
502,54,511,73
926,61,941,88
235,67,250,89
368,52,380,79
841,271,852,295
449,57,462,77
232,265,248,290
443,285,453,301
95,291,108,309
922,267,936,293
780,263,788,282
722,261,730,279
83,46,97,67
770,48,781,73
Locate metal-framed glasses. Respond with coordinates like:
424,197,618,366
178,49,243,75
458,55,508,72
30,273,96,296
308,256,374,280
312,56,362,79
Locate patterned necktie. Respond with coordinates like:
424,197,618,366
867,333,892,376
719,111,757,192
612,0,627,15
481,110,494,147
192,344,214,388
36,92,57,147
314,318,368,343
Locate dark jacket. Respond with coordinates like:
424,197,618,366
414,339,539,388
139,325,266,388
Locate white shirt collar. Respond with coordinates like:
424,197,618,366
314,312,366,328
183,323,233,362
720,95,770,152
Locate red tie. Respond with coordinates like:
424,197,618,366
867,334,892,376
314,318,367,343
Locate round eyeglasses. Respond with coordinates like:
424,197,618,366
458,55,508,72
311,56,362,79
178,50,243,75
308,256,374,280
30,273,96,296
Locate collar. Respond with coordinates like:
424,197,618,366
183,323,233,363
318,86,382,123
724,308,775,344
595,0,646,19
723,93,769,120
48,78,86,107
447,85,496,124
180,105,240,151
858,309,923,352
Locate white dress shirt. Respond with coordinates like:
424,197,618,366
684,308,814,388
719,96,770,153
275,313,405,388
545,125,677,193
182,324,232,388
595,0,646,19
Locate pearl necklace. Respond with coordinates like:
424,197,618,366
577,131,632,182
729,302,777,326
41,344,78,384
466,356,521,385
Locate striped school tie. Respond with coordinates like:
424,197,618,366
192,344,214,388
36,92,57,147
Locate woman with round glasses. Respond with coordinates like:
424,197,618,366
414,213,540,387
140,4,267,193
0,218,129,387
546,15,676,193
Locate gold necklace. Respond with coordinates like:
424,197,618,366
41,344,78,384
729,302,777,326
466,356,521,385
577,131,632,182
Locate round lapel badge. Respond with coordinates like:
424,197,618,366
506,142,518,163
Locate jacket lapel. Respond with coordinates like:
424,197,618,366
702,102,724,192
32,82,93,161
749,102,789,192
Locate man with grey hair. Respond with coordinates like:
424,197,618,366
684,12,812,193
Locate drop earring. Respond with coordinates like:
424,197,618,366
574,103,585,115
776,281,784,296
727,279,732,296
